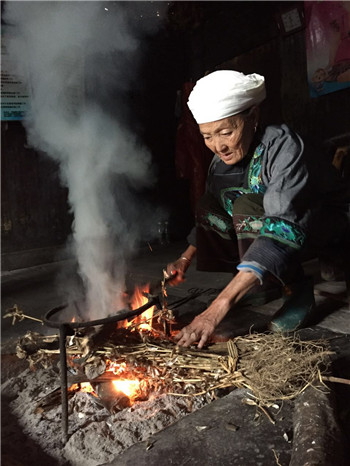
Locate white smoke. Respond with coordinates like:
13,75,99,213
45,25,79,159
4,1,168,318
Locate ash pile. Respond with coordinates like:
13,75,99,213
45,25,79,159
1,301,334,466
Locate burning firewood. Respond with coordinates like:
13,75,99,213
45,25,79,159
75,323,127,357
12,281,335,415
18,329,334,409
83,355,107,379
33,373,139,414
91,381,132,413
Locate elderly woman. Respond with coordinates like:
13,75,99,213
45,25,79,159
167,70,348,348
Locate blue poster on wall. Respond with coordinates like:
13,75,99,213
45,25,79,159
305,1,350,98
1,31,30,120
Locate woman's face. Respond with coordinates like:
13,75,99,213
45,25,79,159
199,108,259,165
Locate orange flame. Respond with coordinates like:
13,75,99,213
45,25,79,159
112,379,141,400
131,285,154,331
80,382,97,395
105,360,145,401
118,284,155,332
69,382,98,397
106,361,127,375
68,285,154,404
69,377,142,402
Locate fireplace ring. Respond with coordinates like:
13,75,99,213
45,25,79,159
43,296,160,444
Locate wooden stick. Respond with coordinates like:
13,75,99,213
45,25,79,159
20,315,44,323
322,375,350,386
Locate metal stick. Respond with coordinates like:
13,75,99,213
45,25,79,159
59,324,69,444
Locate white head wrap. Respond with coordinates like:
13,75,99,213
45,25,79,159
187,70,266,124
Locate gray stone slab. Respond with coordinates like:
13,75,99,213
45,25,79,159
290,388,346,466
102,389,294,466
316,308,350,334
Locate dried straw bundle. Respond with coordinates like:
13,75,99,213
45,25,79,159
18,330,334,406
93,336,244,399
74,331,333,404
233,333,334,404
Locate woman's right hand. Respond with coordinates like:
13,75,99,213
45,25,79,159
165,257,191,285
165,245,197,286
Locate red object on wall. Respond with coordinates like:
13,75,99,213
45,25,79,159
174,82,213,213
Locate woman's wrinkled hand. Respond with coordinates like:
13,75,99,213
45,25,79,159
173,270,259,349
174,313,217,349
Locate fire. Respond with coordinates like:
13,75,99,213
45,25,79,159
69,376,143,402
107,361,127,375
131,285,154,331
68,382,98,397
80,382,97,394
112,379,141,400
105,360,144,401
118,284,155,332
68,285,155,407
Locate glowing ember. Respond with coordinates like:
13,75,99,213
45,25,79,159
69,382,98,397
106,361,127,375
112,379,141,399
68,360,145,404
68,383,79,392
80,382,97,394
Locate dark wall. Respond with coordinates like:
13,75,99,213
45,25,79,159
183,2,279,81
134,28,195,240
180,1,350,142
1,122,72,256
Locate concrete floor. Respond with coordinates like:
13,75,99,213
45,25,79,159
1,240,350,465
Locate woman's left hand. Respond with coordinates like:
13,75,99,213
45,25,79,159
174,271,260,349
174,312,217,349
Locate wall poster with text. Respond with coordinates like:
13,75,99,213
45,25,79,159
305,1,350,98
1,31,30,120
